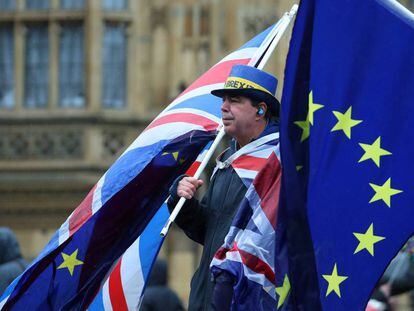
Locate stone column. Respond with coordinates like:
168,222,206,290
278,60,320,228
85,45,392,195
85,0,102,113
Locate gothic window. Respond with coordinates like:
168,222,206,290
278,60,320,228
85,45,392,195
0,0,16,11
102,23,126,109
59,22,85,108
24,23,49,108
0,24,14,109
0,0,133,112
26,0,49,10
102,0,127,11
60,0,84,10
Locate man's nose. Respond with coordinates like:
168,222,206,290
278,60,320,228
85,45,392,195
221,99,229,112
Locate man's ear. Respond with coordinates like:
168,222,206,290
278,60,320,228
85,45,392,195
256,102,267,119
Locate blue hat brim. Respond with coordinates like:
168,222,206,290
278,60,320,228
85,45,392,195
211,88,280,116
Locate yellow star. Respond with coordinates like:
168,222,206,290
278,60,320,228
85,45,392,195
294,119,310,142
57,249,84,276
276,274,291,309
331,106,362,139
162,151,179,161
296,165,303,172
359,137,391,167
369,178,403,207
308,91,324,125
322,263,348,298
353,223,385,256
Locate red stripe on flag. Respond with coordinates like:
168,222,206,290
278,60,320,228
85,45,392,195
238,244,276,284
186,161,201,177
109,259,128,311
179,58,250,96
69,185,96,236
232,155,268,171
253,153,281,229
146,113,218,132
214,243,275,284
214,246,230,260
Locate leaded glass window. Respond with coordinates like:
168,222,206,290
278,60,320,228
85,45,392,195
24,24,49,108
0,0,16,11
59,23,85,108
60,0,84,10
102,23,126,109
0,24,14,109
102,0,127,11
26,0,49,10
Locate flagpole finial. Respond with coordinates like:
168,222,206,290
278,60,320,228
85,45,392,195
289,4,299,17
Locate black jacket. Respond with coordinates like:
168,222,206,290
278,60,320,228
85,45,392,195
168,143,247,311
168,121,279,310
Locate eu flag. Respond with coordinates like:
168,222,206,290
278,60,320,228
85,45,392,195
276,0,414,309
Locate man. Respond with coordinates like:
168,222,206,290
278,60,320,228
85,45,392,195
167,64,280,310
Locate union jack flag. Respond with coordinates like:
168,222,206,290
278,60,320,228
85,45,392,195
210,143,281,310
0,23,281,311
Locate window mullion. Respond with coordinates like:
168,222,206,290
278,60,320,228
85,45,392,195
85,0,102,113
49,22,59,111
14,22,24,112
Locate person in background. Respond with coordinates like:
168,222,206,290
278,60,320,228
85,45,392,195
140,259,184,311
0,227,28,294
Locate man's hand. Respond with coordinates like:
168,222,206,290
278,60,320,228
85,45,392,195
177,177,204,200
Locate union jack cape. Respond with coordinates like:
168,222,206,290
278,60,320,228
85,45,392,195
0,23,282,311
210,136,282,310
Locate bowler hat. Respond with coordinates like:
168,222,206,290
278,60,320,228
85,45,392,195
211,64,280,115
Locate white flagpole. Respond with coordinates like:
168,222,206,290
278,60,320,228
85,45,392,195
160,125,225,236
160,4,298,237
257,4,298,70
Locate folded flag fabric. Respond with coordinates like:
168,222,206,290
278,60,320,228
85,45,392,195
210,139,281,310
88,146,211,311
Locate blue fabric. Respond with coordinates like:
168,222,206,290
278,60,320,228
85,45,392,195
277,0,414,310
2,131,213,310
227,65,278,95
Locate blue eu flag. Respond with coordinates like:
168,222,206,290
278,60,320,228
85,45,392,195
275,0,414,309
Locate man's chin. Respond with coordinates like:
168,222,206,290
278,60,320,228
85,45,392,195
223,125,235,137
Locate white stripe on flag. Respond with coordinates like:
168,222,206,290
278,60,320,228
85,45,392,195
165,83,224,110
123,123,209,154
0,296,9,309
156,108,221,125
92,174,106,215
120,238,145,310
102,279,113,311
216,47,258,64
233,168,257,181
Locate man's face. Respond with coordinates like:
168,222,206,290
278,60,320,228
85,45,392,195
221,94,259,140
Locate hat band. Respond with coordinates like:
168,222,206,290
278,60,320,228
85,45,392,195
223,77,273,96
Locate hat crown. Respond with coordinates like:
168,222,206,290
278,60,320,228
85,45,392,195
225,65,278,96
210,64,280,116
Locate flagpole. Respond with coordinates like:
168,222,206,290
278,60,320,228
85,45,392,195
160,125,225,236
160,5,298,237
257,4,298,70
